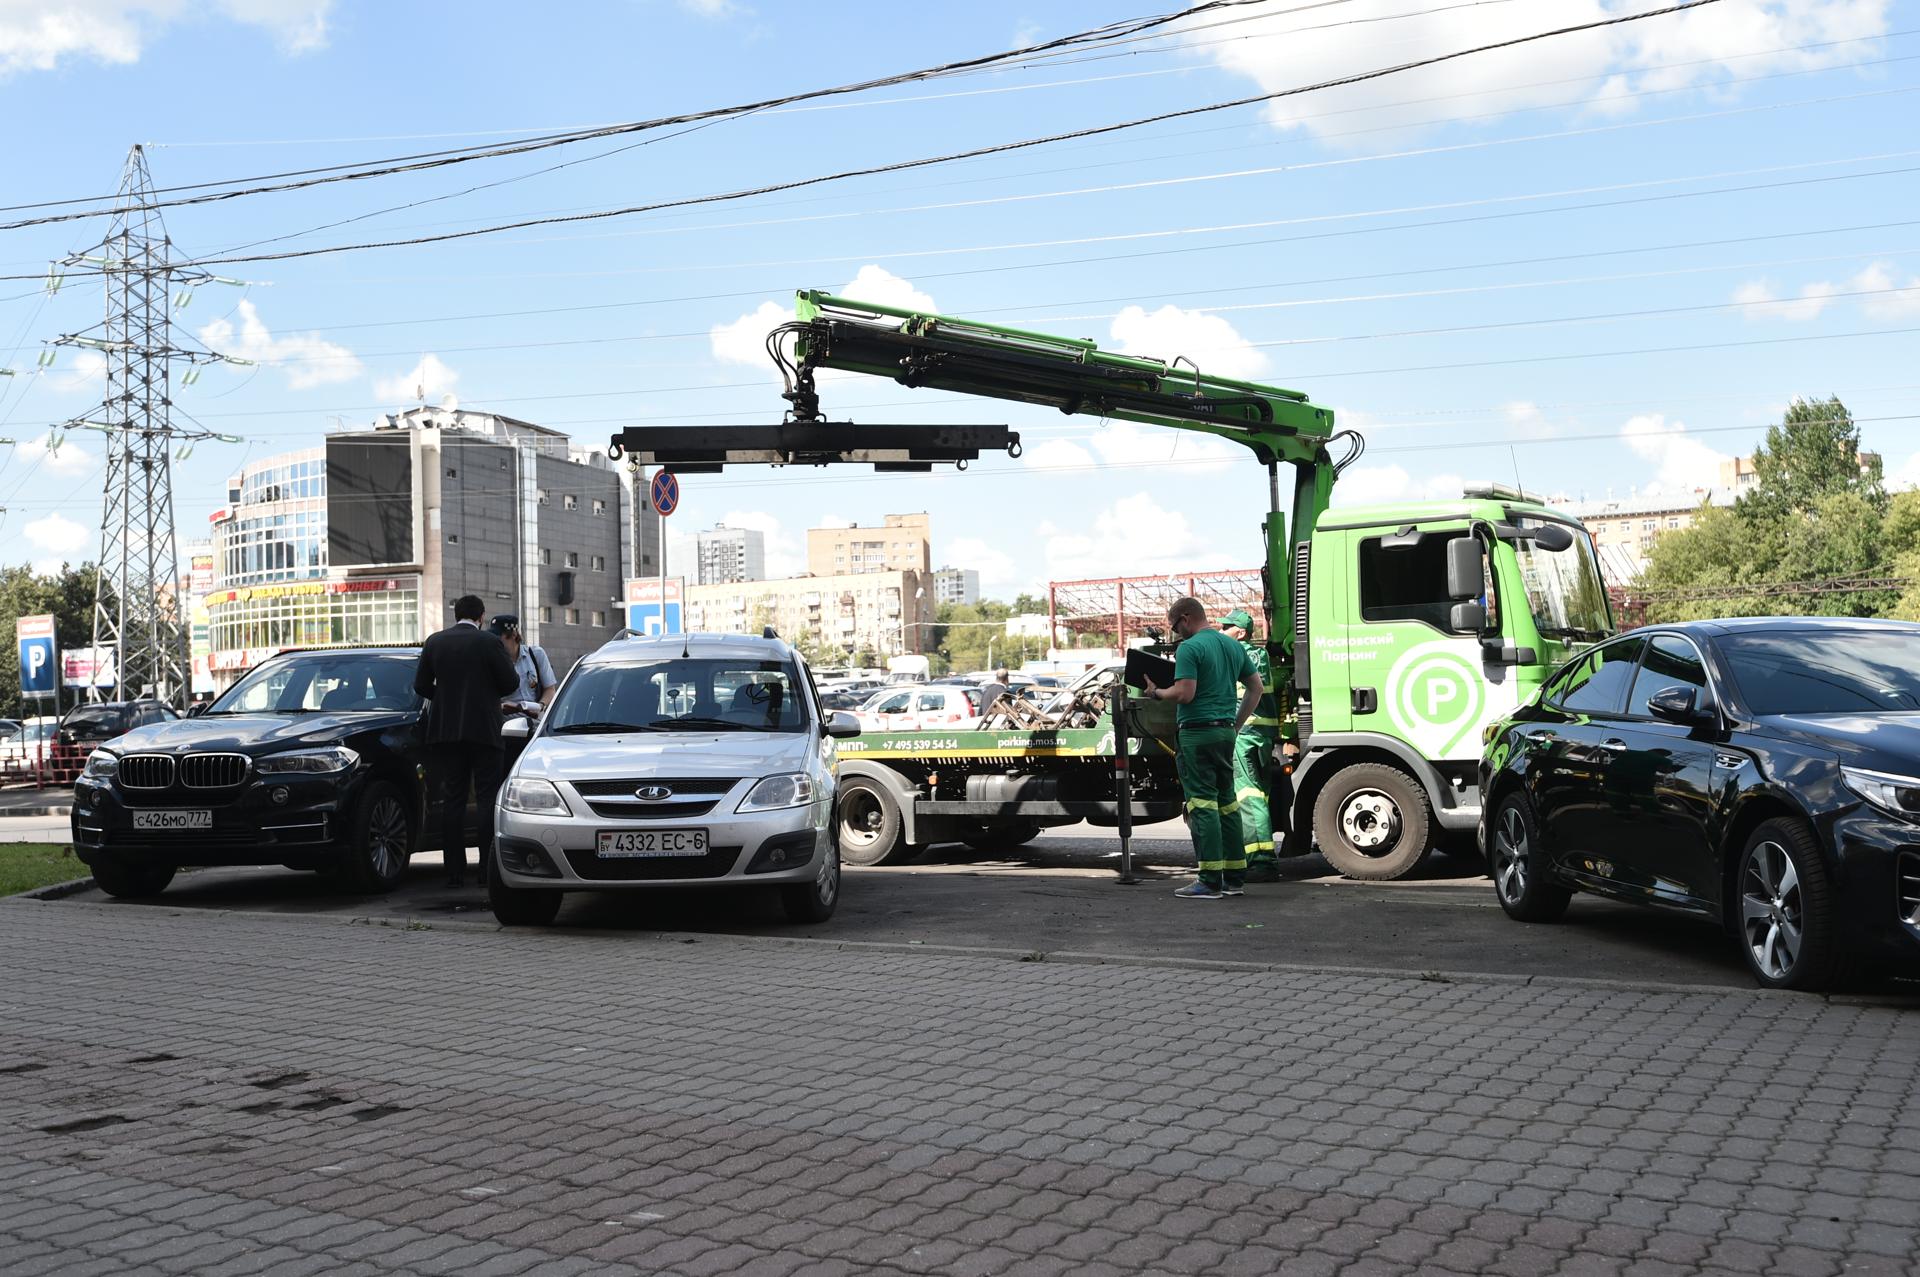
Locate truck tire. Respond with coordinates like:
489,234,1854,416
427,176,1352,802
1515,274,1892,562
92,857,175,899
1311,762,1433,881
837,779,908,866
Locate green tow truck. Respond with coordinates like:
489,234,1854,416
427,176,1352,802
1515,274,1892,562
611,291,1614,880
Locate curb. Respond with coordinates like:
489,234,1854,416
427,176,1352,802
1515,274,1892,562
21,874,96,901
19,894,1918,1007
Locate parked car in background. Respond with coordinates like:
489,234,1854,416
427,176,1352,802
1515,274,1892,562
853,683,982,732
490,631,858,927
71,647,449,898
0,719,58,775
1480,617,1920,990
57,700,177,753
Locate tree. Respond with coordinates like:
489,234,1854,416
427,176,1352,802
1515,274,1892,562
0,563,108,719
1738,395,1884,522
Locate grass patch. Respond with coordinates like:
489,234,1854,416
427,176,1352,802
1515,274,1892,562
0,843,85,895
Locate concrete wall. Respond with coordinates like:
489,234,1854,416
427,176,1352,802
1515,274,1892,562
532,454,625,676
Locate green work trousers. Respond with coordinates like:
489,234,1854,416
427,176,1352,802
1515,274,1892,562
1233,729,1277,867
1177,723,1244,889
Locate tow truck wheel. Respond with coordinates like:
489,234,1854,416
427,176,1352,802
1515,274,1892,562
1311,762,1433,881
836,779,908,866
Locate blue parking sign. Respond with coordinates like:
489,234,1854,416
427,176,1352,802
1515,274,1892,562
15,614,57,700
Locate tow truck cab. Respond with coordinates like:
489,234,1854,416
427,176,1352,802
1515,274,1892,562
1287,485,1613,877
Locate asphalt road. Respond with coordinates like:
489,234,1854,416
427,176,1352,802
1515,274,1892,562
44,817,1882,994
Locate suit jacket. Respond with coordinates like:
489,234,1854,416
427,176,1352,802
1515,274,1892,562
413,622,520,748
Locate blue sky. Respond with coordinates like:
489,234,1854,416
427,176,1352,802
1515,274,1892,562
0,0,1915,598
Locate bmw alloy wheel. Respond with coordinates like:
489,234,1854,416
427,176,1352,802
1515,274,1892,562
367,794,409,881
1741,839,1803,981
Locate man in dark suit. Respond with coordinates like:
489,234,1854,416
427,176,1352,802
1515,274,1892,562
413,594,519,886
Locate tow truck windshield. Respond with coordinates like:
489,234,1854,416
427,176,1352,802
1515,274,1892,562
1513,517,1613,643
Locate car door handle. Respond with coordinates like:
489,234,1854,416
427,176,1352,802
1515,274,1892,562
1599,739,1628,753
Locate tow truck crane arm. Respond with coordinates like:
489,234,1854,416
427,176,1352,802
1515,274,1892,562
610,289,1362,674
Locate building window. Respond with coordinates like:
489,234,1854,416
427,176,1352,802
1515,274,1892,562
590,555,605,572
540,606,552,623
566,608,580,625
541,548,551,565
537,488,549,506
592,498,606,516
565,551,579,568
446,468,457,478
564,494,578,510
592,610,606,627
447,534,459,543
1667,517,1681,529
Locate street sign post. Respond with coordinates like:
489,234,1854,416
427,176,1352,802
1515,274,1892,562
15,614,57,705
649,469,680,632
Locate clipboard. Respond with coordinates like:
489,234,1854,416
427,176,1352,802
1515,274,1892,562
1123,647,1177,692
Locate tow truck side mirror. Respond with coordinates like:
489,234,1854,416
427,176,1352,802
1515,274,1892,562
1448,601,1487,634
1446,537,1484,600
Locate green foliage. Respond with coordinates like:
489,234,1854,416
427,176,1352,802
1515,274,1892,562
0,563,106,719
1634,398,1910,623
0,843,82,896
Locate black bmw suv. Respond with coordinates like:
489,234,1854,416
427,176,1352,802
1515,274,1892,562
72,647,442,898
1479,618,1920,990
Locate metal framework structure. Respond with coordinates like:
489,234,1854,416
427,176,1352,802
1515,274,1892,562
1047,569,1266,647
54,147,237,705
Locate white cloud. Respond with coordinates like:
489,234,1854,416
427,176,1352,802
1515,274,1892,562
716,508,805,579
0,1,333,75
813,513,855,530
709,300,789,368
1732,278,1839,322
679,0,744,16
1852,261,1920,320
199,300,361,390
42,349,106,394
710,266,937,376
23,430,95,476
1109,304,1269,381
22,512,90,567
946,535,1017,593
373,354,460,404
1022,437,1096,471
1890,452,1920,493
1331,464,1466,508
1191,0,1890,144
1041,491,1240,581
1621,413,1730,493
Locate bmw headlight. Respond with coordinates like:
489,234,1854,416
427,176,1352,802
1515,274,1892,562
256,746,358,775
501,777,571,816
1841,767,1920,821
83,749,119,779
737,773,815,812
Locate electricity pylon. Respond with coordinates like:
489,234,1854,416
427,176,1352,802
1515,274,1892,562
51,146,241,705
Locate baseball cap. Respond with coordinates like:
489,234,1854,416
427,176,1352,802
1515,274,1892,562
487,614,521,636
1220,609,1254,632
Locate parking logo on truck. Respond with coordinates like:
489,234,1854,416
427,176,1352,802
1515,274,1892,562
1384,641,1485,759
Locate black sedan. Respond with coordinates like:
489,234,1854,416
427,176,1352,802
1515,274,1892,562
72,647,455,898
1479,617,1920,990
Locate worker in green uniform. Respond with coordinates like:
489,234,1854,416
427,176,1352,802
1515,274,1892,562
1143,596,1266,900
1219,609,1280,883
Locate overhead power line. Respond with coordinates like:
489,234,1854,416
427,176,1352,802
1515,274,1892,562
140,0,1721,268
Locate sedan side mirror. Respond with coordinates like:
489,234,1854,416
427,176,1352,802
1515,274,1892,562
1647,685,1715,726
501,715,531,741
823,711,862,739
186,703,207,717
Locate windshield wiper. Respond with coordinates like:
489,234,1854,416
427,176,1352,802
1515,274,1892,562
650,716,753,731
550,721,661,734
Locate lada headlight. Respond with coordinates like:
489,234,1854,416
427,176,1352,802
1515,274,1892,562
737,773,815,812
501,777,572,816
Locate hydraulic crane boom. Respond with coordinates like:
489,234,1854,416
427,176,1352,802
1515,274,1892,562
770,289,1360,675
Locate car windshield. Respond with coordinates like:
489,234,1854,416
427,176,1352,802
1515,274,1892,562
548,657,808,733
1511,517,1614,641
208,651,422,715
63,706,131,734
1719,631,1920,714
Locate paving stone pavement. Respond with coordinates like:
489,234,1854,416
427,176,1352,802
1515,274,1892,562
1,899,1917,1277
